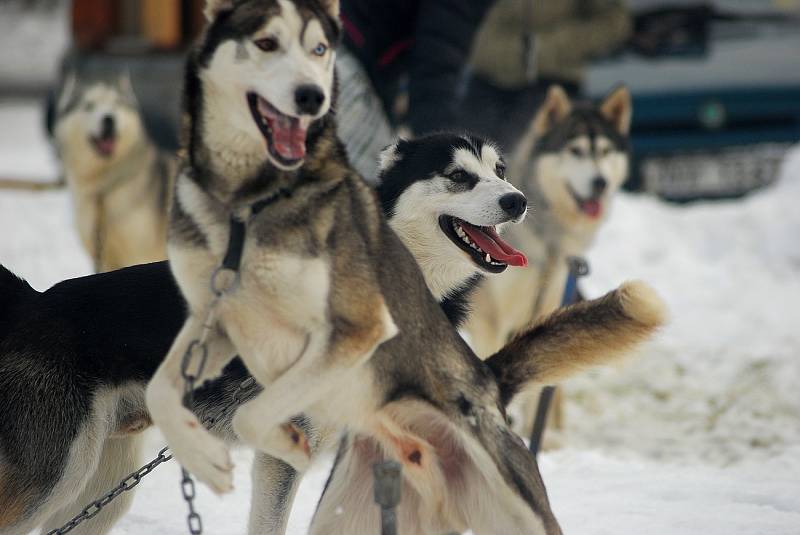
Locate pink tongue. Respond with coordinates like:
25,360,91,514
96,138,114,155
270,115,306,161
581,200,602,218
460,222,528,267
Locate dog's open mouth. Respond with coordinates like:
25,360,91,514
90,134,116,158
247,92,307,167
439,215,527,273
568,187,603,219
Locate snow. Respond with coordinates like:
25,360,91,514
1,100,799,534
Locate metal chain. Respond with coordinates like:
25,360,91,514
45,447,172,535
47,371,256,535
176,264,240,534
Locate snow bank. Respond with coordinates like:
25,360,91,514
568,146,800,465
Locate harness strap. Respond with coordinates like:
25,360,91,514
221,218,246,272
220,187,291,273
528,256,589,456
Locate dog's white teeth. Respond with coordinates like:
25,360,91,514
485,253,491,263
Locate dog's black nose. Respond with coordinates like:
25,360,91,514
101,115,115,137
592,176,607,195
295,84,325,115
499,193,527,219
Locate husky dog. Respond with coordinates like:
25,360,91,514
0,127,526,534
145,2,664,534
53,73,176,272
465,85,633,438
376,133,528,324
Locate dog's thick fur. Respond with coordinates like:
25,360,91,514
465,85,633,438
312,281,665,534
54,73,176,272
146,2,662,534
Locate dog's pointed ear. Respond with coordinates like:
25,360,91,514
600,84,632,135
117,70,137,101
377,140,404,176
204,0,235,21
485,281,667,407
532,85,571,138
57,71,79,113
319,0,340,19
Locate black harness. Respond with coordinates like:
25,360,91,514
220,187,292,273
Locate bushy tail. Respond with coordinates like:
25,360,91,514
486,281,667,406
0,265,36,330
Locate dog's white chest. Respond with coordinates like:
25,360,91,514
240,252,331,325
215,253,331,376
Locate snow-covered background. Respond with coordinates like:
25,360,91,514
2,98,798,534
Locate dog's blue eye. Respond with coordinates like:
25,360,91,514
254,37,279,52
312,43,328,56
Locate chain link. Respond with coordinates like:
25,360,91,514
45,447,172,535
47,374,258,535
176,300,222,535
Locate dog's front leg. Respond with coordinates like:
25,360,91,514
235,295,396,470
146,315,238,494
232,330,330,471
247,452,301,535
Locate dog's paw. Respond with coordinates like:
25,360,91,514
170,428,234,494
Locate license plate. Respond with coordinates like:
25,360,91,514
641,143,793,200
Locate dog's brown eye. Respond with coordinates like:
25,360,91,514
449,170,468,182
495,163,506,178
569,146,583,157
254,37,279,52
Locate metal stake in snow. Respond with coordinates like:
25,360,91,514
373,460,402,535
529,256,589,456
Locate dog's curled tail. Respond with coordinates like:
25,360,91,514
486,280,667,407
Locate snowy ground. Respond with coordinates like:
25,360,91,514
1,101,799,534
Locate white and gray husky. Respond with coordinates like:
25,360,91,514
466,84,634,438
53,72,175,272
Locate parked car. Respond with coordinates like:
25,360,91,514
588,1,800,201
